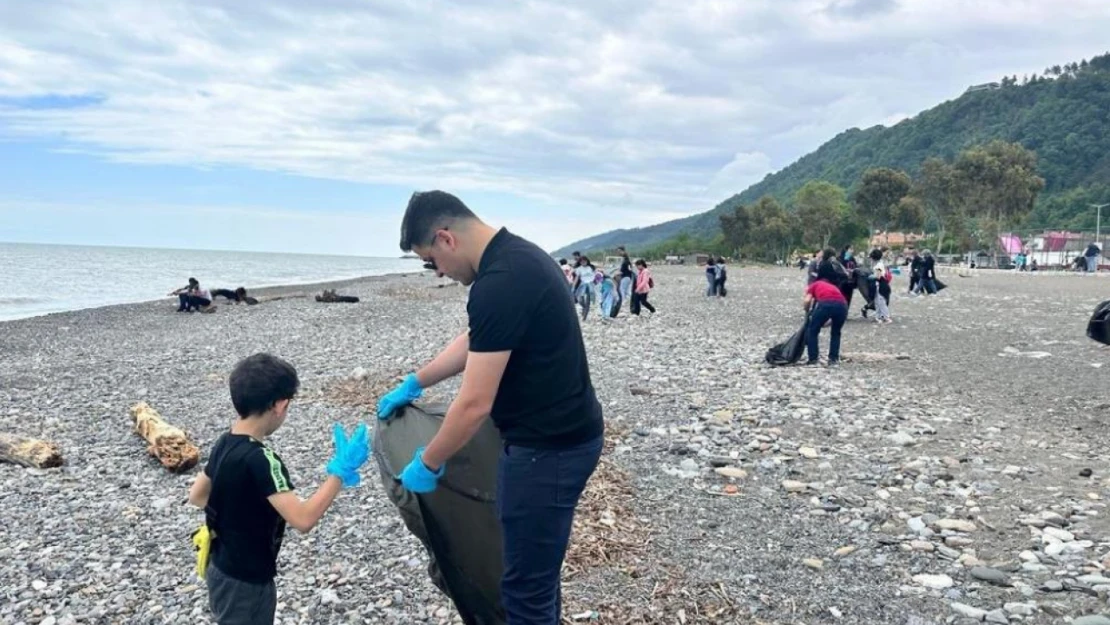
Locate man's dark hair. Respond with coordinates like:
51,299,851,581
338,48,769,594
869,248,883,262
399,190,477,252
822,247,836,261
229,353,300,418
558,258,567,266
188,277,198,286
572,251,581,257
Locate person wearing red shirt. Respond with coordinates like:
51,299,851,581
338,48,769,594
803,276,848,365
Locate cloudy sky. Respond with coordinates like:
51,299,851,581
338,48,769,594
1,0,1108,256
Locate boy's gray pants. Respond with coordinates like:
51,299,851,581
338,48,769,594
873,287,890,320
207,564,277,625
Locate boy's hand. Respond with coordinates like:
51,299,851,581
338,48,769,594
399,447,443,493
377,374,423,419
326,423,370,488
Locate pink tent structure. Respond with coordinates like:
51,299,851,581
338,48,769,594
998,234,1023,254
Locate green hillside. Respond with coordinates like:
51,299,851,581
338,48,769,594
555,53,1110,256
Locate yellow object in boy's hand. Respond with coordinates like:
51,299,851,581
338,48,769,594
192,525,213,580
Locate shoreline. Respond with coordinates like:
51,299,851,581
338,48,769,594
0,269,427,326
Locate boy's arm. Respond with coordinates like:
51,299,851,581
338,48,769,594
267,476,343,533
188,473,212,508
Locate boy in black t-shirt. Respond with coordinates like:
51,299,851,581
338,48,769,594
188,353,370,625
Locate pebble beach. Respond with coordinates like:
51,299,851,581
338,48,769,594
3,266,1110,625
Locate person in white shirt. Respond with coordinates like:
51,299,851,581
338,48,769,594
868,249,892,323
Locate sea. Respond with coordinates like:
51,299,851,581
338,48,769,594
0,242,424,322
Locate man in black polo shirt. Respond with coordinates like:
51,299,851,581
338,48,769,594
378,190,604,624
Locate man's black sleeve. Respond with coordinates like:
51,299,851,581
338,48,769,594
468,269,534,353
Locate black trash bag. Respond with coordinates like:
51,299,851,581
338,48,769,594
1088,300,1110,345
852,269,875,316
766,313,810,366
374,403,506,625
934,278,947,293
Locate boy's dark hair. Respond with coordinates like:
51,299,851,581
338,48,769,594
822,247,836,261
188,277,199,286
558,258,567,266
229,353,300,418
235,287,247,298
399,190,477,252
869,249,883,261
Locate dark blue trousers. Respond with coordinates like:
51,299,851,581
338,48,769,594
806,302,848,363
496,436,603,624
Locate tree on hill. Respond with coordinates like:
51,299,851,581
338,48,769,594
853,168,912,239
914,157,962,254
794,181,847,249
952,140,1045,243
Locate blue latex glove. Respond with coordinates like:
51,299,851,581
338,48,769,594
377,373,423,419
326,423,370,488
399,447,444,493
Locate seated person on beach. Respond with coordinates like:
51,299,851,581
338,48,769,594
188,353,370,625
169,278,214,312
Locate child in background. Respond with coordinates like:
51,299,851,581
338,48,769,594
869,248,892,324
633,259,656,316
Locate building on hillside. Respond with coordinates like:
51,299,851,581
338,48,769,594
869,231,926,249
685,253,710,265
966,82,1001,93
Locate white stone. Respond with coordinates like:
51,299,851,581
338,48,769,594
935,518,977,532
913,574,954,590
1043,526,1074,542
1044,542,1066,557
887,431,917,446
1003,603,1035,617
950,603,987,619
32,579,47,591
1018,550,1039,562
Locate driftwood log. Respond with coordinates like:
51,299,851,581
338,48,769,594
129,402,199,472
315,289,360,303
0,433,64,468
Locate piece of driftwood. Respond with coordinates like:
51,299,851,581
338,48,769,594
315,289,360,303
0,433,64,468
129,402,199,472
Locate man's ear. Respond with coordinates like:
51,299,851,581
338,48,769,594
275,398,291,416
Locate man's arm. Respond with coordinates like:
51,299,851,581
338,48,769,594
267,476,343,533
415,331,470,388
188,473,212,508
420,351,510,470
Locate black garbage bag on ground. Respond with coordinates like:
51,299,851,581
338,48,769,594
766,313,810,366
1088,300,1110,345
374,403,506,625
934,278,947,293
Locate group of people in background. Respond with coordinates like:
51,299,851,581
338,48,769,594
560,247,655,321
906,249,941,295
705,256,728,297
168,278,255,313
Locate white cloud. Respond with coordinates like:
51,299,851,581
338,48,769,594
707,152,774,200
0,0,1109,233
